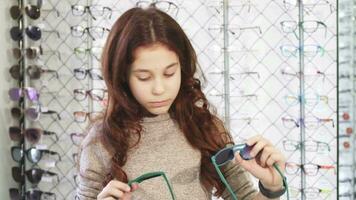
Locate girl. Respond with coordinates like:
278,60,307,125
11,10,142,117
76,6,286,200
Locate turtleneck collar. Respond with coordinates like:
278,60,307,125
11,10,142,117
142,112,171,123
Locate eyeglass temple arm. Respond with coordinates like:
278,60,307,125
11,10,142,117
43,191,56,198
42,69,59,78
42,149,62,161
211,157,238,200
272,163,289,198
128,171,176,200
45,170,60,182
42,29,61,38
161,172,176,200
87,9,97,20
43,130,59,141
42,110,61,120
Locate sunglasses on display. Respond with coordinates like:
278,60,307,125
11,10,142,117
11,146,61,164
211,144,289,200
9,64,59,80
9,87,40,102
12,167,59,185
128,171,176,200
10,105,61,121
10,26,41,41
12,46,42,60
9,126,58,144
9,188,56,200
12,46,62,60
10,5,41,20
10,25,60,41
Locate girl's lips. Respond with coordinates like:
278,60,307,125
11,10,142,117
149,99,170,107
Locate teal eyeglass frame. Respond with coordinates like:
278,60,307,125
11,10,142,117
211,144,289,200
128,171,176,200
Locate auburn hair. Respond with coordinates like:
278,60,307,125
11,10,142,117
97,6,233,197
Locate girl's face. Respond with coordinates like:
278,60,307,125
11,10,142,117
129,43,181,115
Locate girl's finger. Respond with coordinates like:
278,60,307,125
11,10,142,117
266,153,285,167
246,135,263,146
108,180,131,192
102,187,124,199
250,139,269,158
259,146,275,167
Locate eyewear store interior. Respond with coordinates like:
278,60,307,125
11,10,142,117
0,0,353,199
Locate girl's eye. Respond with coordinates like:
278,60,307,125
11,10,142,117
137,76,150,81
164,73,175,77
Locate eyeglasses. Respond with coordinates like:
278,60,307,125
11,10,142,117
280,20,327,38
10,5,41,20
280,44,325,58
136,0,179,16
9,188,56,200
282,0,335,14
73,111,102,123
12,46,61,60
208,0,255,15
11,105,61,121
12,167,59,184
281,116,334,129
282,140,330,152
9,65,59,80
285,162,335,176
284,93,329,106
73,68,103,80
9,87,40,102
71,25,110,40
288,186,332,198
128,171,176,200
73,89,107,101
11,146,61,163
208,25,262,39
9,126,58,144
70,133,86,146
74,47,102,61
280,67,326,81
211,144,288,200
71,4,112,20
209,69,260,79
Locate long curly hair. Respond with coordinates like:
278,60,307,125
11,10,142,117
98,6,233,197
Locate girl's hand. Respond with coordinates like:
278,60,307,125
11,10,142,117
97,180,139,200
234,135,286,191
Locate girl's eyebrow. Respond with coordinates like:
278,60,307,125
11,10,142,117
133,62,178,73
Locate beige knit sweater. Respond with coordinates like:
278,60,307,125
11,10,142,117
76,113,258,199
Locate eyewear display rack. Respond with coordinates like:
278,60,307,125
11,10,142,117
338,0,356,199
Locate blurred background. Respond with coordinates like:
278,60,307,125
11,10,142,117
0,0,350,199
